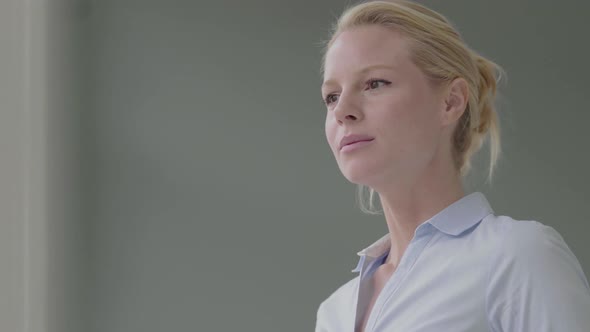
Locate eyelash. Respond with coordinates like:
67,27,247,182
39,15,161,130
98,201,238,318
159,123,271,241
324,79,392,106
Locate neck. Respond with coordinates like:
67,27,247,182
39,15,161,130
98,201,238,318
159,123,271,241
376,164,465,267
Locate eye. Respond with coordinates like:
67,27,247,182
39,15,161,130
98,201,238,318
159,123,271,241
366,79,391,90
324,94,339,106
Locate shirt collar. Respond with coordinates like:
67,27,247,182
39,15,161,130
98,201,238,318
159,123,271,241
351,191,494,272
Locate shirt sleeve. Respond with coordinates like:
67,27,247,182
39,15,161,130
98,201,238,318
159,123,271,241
486,220,590,331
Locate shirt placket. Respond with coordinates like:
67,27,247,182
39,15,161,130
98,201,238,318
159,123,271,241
353,255,381,331
363,224,436,332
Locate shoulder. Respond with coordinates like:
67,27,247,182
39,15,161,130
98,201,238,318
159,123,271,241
483,215,590,330
479,213,556,239
482,215,584,274
316,275,359,323
318,275,358,311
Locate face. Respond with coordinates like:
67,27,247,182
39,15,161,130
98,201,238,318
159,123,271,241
322,25,449,188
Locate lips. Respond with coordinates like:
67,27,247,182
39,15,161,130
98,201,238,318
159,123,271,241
339,134,375,150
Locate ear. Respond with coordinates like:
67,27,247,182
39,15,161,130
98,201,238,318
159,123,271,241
441,77,469,127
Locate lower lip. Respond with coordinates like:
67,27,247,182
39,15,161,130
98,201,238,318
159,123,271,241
340,139,374,153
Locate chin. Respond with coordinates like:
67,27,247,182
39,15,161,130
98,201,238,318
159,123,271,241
338,158,390,187
341,167,376,186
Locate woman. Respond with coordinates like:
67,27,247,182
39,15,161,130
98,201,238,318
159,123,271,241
315,1,590,331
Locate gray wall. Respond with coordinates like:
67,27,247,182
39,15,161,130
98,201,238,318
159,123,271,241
75,0,590,331
1,0,27,330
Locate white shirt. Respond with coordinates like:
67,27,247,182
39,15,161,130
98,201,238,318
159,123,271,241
315,192,590,331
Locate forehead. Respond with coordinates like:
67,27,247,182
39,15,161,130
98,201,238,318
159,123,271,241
323,25,411,78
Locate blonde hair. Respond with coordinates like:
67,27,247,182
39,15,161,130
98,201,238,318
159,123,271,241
321,0,505,215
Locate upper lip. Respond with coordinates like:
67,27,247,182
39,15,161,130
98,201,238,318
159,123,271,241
339,134,375,150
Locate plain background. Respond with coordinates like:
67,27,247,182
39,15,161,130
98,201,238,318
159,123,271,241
2,0,588,331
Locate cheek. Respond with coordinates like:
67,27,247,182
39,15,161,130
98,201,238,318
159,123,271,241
377,90,440,147
375,96,419,132
324,116,337,151
397,85,439,126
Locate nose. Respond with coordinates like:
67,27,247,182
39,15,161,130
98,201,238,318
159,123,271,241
333,92,363,124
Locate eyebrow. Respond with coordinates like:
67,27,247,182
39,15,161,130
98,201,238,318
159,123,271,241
322,64,396,90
